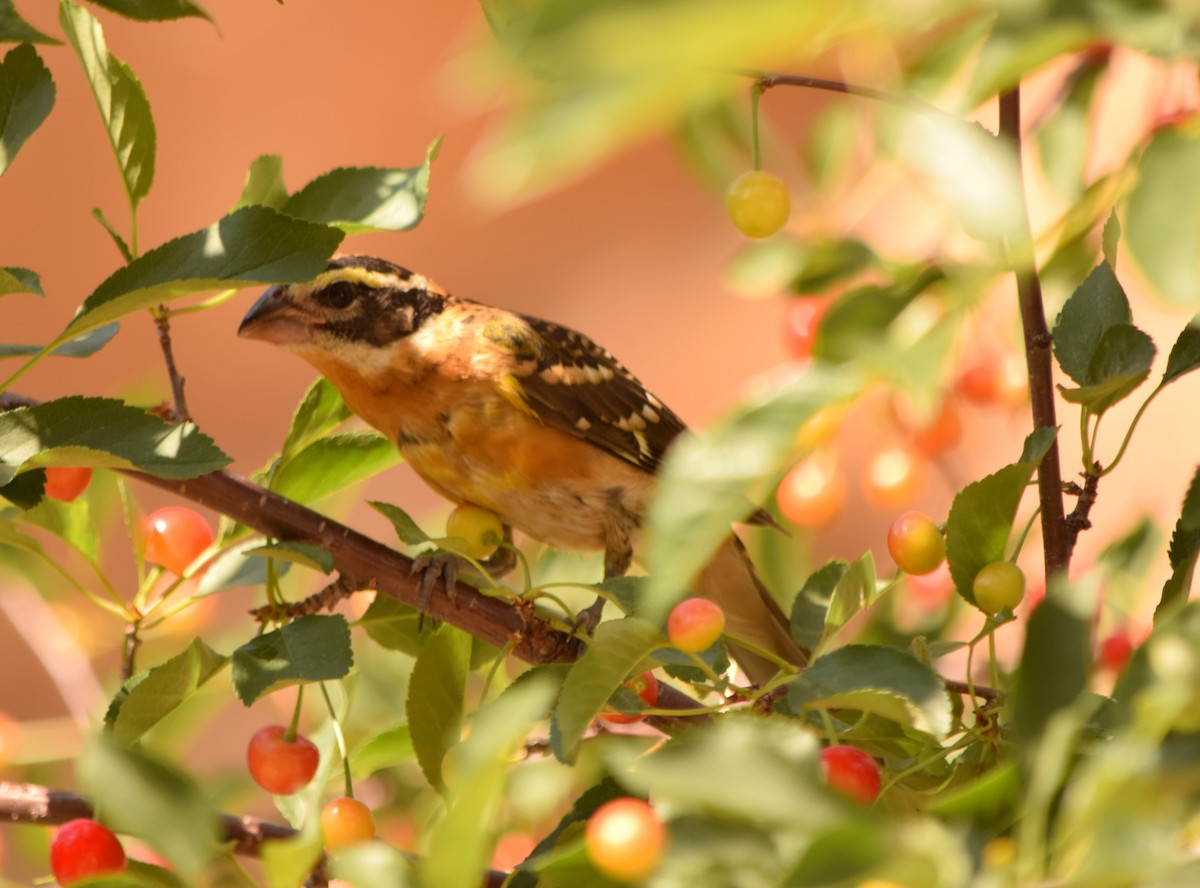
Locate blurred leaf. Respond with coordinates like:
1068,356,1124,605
359,593,423,655
231,614,353,704
331,842,417,887
550,617,661,762
407,623,470,792
1012,579,1092,746
928,760,1020,827
0,265,42,296
786,644,952,737
1036,53,1105,198
674,93,750,191
280,377,350,463
1127,127,1200,307
812,265,943,363
894,114,1024,240
821,552,879,648
0,42,54,176
281,138,440,234
0,1,60,42
236,153,288,210
790,560,847,650
23,486,98,561
80,738,220,876
61,0,156,206
351,723,414,778
1158,465,1200,621
62,205,343,338
0,396,230,487
89,0,212,23
654,636,730,684
1162,315,1200,386
1057,323,1156,416
614,715,839,827
645,366,859,618
727,237,878,299
422,674,557,888
244,540,333,574
268,432,400,505
261,820,323,888
0,322,120,358
784,821,884,886
107,638,228,745
945,428,1055,606
510,778,626,888
968,18,1092,105
370,499,433,546
195,537,291,595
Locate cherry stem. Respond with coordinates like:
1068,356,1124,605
750,81,763,170
286,685,304,743
319,683,354,800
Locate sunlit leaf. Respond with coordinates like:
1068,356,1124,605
351,724,414,778
63,205,343,338
236,153,288,210
61,0,156,206
269,432,400,505
407,623,470,792
231,614,353,704
106,638,229,744
0,396,230,487
370,500,432,546
0,42,54,176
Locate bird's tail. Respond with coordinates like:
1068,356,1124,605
693,534,808,686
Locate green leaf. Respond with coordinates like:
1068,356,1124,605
821,552,879,648
61,0,156,207
243,540,333,574
237,153,288,210
945,428,1055,606
92,206,133,262
786,644,952,736
0,1,60,43
231,614,353,704
279,377,349,457
1158,465,1200,621
269,432,400,505
80,738,220,876
1012,579,1092,746
350,724,414,779
281,138,440,234
261,821,323,888
0,265,42,296
370,500,432,546
785,822,885,886
0,322,119,358
1127,127,1200,307
790,562,846,651
359,593,423,655
645,366,859,618
812,266,943,363
195,537,290,595
331,843,417,888
406,623,470,791
88,0,212,23
63,205,343,338
1102,209,1121,268
0,43,54,176
107,638,228,745
1162,315,1200,386
422,674,557,888
1057,323,1156,416
1052,262,1132,384
0,396,230,486
0,467,42,508
22,486,98,561
1035,54,1103,198
550,617,661,762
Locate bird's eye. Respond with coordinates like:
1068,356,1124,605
319,281,358,310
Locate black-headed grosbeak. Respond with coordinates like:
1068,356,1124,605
238,255,804,684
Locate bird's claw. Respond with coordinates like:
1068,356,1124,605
411,551,461,630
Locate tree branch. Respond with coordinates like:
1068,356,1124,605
998,88,1071,580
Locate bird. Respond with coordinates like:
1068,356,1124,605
237,255,805,684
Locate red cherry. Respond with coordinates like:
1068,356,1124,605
50,819,126,885
862,446,926,511
887,511,946,576
585,798,665,882
1098,631,1135,673
143,506,214,575
43,467,93,502
909,400,962,458
777,457,846,528
600,671,660,724
783,299,828,360
247,725,320,795
667,598,726,653
320,797,376,849
819,745,881,805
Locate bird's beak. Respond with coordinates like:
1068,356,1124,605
238,286,323,345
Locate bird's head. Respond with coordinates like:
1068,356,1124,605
237,256,448,358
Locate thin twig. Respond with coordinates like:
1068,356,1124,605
154,308,191,422
1064,463,1101,552
743,70,953,118
998,88,1071,580
121,621,140,682
943,677,1001,703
